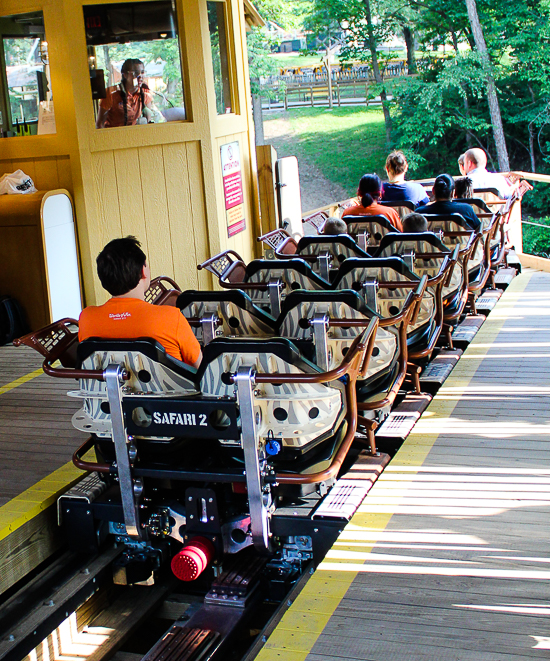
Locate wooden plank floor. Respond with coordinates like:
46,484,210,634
258,270,550,660
0,344,86,506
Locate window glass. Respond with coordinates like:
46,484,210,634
84,1,186,128
0,11,56,137
207,1,233,114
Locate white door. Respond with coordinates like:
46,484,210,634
276,156,303,239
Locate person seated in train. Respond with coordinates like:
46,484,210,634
402,212,428,233
462,148,518,199
457,153,467,176
96,59,158,129
416,174,481,230
342,173,403,231
381,151,430,207
79,236,202,368
454,176,474,200
322,217,348,235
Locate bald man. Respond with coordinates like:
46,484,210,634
463,148,518,199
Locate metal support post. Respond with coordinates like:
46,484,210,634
200,314,219,344
267,278,282,319
363,278,379,312
234,366,271,552
311,313,330,371
104,365,141,539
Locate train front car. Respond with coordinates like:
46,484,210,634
16,316,377,593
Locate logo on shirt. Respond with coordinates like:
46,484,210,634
109,312,131,320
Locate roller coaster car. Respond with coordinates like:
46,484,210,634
332,256,445,363
178,287,418,423
16,319,378,585
374,232,466,326
342,214,402,251
199,250,330,317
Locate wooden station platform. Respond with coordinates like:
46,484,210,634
0,345,86,592
257,269,550,660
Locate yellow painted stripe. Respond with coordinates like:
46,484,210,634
0,459,88,542
0,360,90,541
256,272,533,660
0,367,45,395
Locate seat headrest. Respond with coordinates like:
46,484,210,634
376,232,450,255
279,289,373,319
197,336,322,380
176,289,277,326
335,256,419,280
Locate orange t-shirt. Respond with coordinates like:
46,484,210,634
78,297,201,366
342,200,403,231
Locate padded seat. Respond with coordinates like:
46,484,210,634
277,290,399,386
342,214,401,250
197,337,345,455
72,338,199,438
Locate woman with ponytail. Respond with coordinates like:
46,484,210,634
96,59,155,129
342,173,402,231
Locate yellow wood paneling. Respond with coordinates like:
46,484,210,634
137,145,174,279
114,148,148,254
185,141,212,290
34,158,62,192
90,151,122,255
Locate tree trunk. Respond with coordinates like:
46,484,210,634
362,0,392,144
403,26,416,74
464,0,510,172
451,29,472,148
251,81,264,146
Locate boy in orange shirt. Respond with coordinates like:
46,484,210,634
79,236,201,368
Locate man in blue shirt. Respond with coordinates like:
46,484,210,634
416,174,481,231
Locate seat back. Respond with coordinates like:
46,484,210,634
343,214,400,249
73,339,199,438
334,257,434,334
295,235,369,265
177,290,277,343
424,213,483,271
198,337,345,452
277,290,399,381
379,200,415,219
375,232,461,299
244,258,330,313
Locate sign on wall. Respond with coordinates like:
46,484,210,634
220,141,246,237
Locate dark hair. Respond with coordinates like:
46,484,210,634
454,176,473,199
323,217,347,235
358,173,382,208
120,59,146,126
385,151,408,177
403,213,428,233
433,174,455,200
96,236,147,296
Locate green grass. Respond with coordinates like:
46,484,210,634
264,106,387,196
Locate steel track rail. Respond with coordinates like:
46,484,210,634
0,546,122,661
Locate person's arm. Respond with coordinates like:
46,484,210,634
191,350,202,370
96,105,108,129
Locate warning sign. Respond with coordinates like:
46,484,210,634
220,141,246,237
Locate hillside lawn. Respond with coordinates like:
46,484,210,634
263,106,388,198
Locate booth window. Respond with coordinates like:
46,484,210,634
207,1,233,114
84,1,187,128
0,11,56,137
